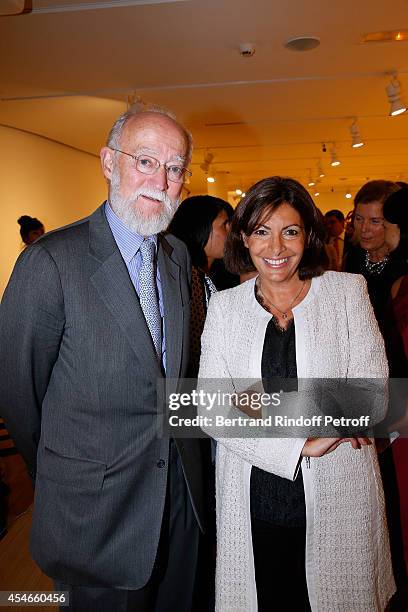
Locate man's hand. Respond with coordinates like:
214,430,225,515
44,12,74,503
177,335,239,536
301,436,372,457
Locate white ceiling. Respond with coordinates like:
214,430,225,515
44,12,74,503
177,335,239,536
1,0,408,199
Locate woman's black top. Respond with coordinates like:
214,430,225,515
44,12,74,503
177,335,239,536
344,245,408,336
250,317,306,527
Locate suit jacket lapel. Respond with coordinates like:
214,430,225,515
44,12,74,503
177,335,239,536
88,205,161,376
158,235,184,382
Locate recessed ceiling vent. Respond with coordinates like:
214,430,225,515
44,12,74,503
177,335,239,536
284,36,320,52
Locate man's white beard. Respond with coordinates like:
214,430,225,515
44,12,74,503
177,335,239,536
109,167,180,236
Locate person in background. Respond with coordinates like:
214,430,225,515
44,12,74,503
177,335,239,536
324,209,345,272
324,209,345,270
344,209,356,248
169,195,238,292
168,194,235,376
383,187,408,364
0,104,209,612
17,215,45,246
198,176,394,611
383,187,408,602
345,180,408,610
344,180,407,336
168,195,228,608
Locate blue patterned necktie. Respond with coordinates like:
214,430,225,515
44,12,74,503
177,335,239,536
139,238,162,359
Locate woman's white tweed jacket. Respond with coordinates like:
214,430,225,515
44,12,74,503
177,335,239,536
198,271,395,612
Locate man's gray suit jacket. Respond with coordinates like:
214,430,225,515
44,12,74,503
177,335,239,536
0,205,206,588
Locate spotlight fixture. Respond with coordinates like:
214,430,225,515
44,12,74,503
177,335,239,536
345,192,352,199
242,193,246,197
330,146,341,167
361,30,408,44
200,152,214,173
314,192,320,197
235,189,243,195
322,143,327,153
201,152,216,184
317,161,325,178
307,170,316,186
386,75,407,116
350,120,364,148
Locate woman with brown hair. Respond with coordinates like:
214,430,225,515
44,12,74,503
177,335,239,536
198,176,394,611
344,180,408,335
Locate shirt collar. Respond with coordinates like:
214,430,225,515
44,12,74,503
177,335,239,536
104,201,157,264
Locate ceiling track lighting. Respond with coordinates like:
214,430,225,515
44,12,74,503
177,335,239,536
330,145,341,167
317,161,325,178
386,75,407,116
201,152,216,183
361,30,408,44
350,119,364,148
200,152,214,173
307,169,316,186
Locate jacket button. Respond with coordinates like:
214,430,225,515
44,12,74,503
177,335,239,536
157,459,166,468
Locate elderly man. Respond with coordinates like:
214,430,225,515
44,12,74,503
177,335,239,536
0,105,209,611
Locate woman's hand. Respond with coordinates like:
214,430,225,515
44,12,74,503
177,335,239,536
301,437,372,457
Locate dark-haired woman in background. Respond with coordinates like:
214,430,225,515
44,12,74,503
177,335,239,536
168,194,237,377
169,194,236,611
198,176,394,611
344,180,408,336
384,187,408,366
17,215,44,247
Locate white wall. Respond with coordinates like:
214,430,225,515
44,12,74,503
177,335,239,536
0,126,106,296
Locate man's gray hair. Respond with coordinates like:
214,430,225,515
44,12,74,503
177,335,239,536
106,102,193,162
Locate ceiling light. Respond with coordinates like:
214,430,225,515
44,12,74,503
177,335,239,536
242,193,246,197
200,152,214,173
207,176,215,183
330,146,341,167
236,189,243,195
350,119,364,148
345,192,352,199
314,192,320,197
386,75,407,116
361,30,408,44
307,170,316,186
317,162,325,178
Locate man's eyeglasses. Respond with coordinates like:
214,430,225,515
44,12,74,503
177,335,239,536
111,148,192,184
